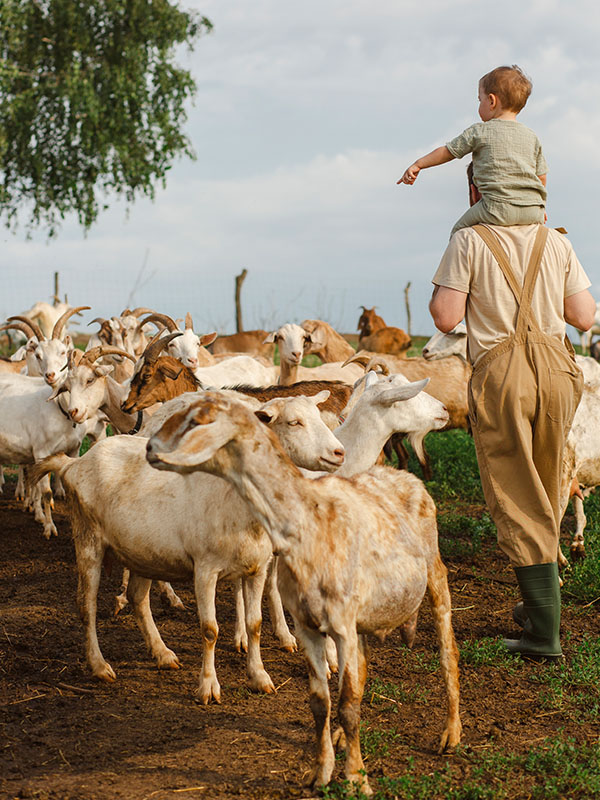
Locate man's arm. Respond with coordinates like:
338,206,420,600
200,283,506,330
429,285,468,333
564,289,597,331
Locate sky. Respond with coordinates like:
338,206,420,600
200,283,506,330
2,0,599,340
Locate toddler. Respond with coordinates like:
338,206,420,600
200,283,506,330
399,65,547,236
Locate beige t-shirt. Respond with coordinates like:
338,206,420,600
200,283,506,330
432,224,591,366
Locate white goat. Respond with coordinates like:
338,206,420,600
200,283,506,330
147,391,462,795
30,391,344,702
266,323,364,386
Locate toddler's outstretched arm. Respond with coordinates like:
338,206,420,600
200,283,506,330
398,146,455,185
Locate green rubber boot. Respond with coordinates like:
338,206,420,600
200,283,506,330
504,563,563,660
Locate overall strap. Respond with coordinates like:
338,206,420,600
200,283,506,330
515,224,549,337
473,224,547,336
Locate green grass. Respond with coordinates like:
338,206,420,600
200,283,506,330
562,491,600,604
365,676,430,710
321,736,600,799
459,637,523,669
529,634,600,721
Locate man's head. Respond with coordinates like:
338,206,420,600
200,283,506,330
478,65,532,117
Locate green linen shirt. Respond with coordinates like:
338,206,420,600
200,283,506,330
446,119,547,207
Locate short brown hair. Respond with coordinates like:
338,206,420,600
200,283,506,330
479,65,532,113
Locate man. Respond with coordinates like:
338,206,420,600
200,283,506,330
429,168,596,659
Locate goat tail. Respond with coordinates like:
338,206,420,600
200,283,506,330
27,453,72,492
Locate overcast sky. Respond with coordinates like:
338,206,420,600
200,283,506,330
2,0,599,339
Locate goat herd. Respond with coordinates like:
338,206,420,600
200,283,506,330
0,300,596,794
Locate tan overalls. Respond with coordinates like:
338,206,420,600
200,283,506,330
467,225,583,567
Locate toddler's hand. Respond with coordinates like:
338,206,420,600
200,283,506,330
397,164,420,185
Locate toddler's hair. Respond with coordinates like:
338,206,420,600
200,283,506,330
479,65,532,113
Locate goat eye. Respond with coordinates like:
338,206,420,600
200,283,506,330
288,420,302,427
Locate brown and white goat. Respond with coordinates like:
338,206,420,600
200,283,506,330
147,392,461,795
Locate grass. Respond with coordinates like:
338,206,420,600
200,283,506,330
529,634,600,721
321,736,600,799
459,637,523,669
365,676,430,710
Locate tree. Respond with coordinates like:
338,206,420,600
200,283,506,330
0,0,212,236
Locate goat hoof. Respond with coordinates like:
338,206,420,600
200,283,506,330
234,636,249,654
249,670,275,695
194,680,221,705
438,721,462,753
113,596,128,617
157,650,181,670
94,663,117,683
570,545,586,560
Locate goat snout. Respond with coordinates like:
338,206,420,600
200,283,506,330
45,372,56,384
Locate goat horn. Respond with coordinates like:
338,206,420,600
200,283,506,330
342,350,390,375
7,315,44,341
52,306,91,340
121,306,155,318
80,346,137,366
185,312,193,330
87,317,107,327
141,332,183,365
139,313,179,333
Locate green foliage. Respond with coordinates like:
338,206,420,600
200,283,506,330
529,634,600,721
360,722,401,759
437,512,495,559
365,676,430,710
459,637,523,669
409,430,484,504
321,737,600,799
0,0,212,235
563,491,600,603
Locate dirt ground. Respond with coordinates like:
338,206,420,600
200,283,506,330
1,481,599,800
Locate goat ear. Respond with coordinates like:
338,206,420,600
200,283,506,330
376,377,430,406
161,364,183,380
255,408,276,425
153,422,234,471
46,384,68,402
93,365,113,378
365,371,380,388
263,332,276,344
311,390,330,406
200,332,218,347
11,346,26,360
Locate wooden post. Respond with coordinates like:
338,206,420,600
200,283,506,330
53,272,60,306
235,269,248,333
404,281,412,337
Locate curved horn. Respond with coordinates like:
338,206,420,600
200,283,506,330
7,315,44,341
87,317,107,328
185,312,193,330
0,321,38,342
139,313,179,333
341,350,391,375
52,305,91,340
121,306,155,318
141,332,183,365
80,346,137,366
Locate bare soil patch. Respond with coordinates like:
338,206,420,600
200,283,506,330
1,482,599,800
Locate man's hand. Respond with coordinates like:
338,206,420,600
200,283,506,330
398,164,420,185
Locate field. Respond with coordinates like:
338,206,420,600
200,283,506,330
1,397,600,799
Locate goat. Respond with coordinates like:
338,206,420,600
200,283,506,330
211,330,275,360
359,327,412,356
29,391,344,702
422,324,468,361
357,306,386,338
301,319,355,363
18,301,79,340
7,306,89,387
577,301,600,355
141,312,217,369
0,345,126,538
266,323,364,386
147,391,462,794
